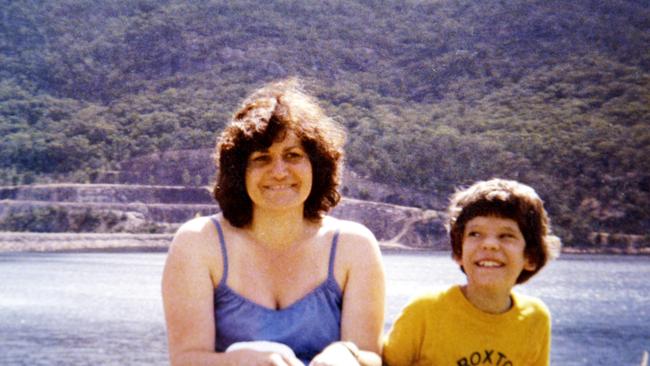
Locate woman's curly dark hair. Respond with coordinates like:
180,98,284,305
212,78,346,227
446,178,561,284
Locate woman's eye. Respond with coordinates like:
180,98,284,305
285,151,304,161
250,155,270,163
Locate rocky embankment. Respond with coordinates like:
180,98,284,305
0,183,446,252
2,183,647,254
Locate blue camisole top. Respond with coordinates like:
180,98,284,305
211,218,343,364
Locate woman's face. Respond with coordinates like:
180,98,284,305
245,131,313,214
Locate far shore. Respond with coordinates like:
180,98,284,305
0,232,174,253
0,231,433,254
0,232,648,255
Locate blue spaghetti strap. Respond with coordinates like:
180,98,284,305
328,230,340,279
210,216,228,287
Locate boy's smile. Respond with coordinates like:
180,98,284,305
455,216,536,305
475,260,504,268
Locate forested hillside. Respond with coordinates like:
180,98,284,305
1,0,648,246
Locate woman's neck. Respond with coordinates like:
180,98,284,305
249,207,313,249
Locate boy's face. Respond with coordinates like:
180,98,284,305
454,215,536,292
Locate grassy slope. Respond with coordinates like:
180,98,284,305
0,0,648,245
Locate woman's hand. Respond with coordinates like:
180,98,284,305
309,342,360,366
228,349,305,366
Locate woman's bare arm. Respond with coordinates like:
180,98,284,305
311,220,386,366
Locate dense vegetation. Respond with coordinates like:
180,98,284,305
1,0,648,245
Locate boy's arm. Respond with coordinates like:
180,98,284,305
383,297,428,366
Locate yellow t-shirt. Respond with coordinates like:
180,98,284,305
383,285,551,366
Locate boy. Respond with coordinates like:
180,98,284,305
383,178,561,366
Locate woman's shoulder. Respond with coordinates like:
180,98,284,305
322,216,378,250
169,215,222,257
165,215,225,281
322,216,376,240
174,215,218,239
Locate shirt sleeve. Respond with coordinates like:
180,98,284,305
383,296,429,366
531,302,552,366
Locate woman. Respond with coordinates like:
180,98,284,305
162,79,385,366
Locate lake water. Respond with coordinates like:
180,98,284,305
0,251,648,365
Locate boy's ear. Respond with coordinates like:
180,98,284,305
452,254,467,275
452,253,463,266
523,255,537,272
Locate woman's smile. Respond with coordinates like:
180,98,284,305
264,183,296,190
245,131,313,212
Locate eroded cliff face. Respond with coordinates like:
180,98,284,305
95,149,447,209
0,183,448,250
2,183,649,253
333,199,447,249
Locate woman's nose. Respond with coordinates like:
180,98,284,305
269,158,288,177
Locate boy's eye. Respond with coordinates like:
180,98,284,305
467,231,480,237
